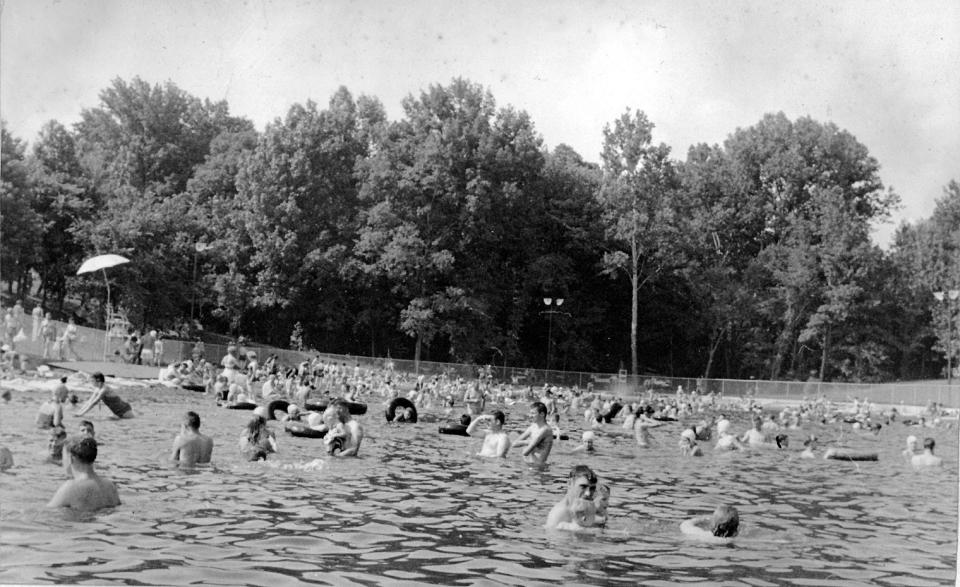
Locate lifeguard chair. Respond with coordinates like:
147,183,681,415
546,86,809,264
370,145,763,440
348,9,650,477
104,304,132,361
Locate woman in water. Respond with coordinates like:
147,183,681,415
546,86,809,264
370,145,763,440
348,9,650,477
76,372,134,419
239,415,278,461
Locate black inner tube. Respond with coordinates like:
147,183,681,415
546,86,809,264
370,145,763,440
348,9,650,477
266,399,291,420
386,397,418,423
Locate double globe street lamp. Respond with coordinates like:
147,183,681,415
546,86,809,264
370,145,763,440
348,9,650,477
541,297,568,374
933,289,959,386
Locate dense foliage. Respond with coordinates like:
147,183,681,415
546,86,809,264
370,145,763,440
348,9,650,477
2,77,957,382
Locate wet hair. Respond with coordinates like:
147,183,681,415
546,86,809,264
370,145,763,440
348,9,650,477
185,411,201,429
459,414,472,426
923,437,935,451
711,505,739,538
775,434,788,449
569,464,597,485
530,401,547,417
80,420,95,434
92,372,105,383
68,437,98,464
491,410,506,426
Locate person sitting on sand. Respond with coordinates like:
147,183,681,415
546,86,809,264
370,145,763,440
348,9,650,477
911,438,942,467
171,411,214,466
514,402,554,466
36,378,69,429
47,437,120,511
76,372,133,419
466,410,512,458
681,505,740,541
546,464,599,530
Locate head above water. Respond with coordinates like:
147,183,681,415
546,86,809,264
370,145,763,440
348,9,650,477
91,372,105,385
923,437,935,451
68,437,98,464
491,410,505,426
185,411,201,430
711,505,739,538
530,401,547,420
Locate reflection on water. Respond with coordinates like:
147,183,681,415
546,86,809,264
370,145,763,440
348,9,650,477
1,383,957,585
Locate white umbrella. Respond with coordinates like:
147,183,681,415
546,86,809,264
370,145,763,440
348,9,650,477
77,254,131,360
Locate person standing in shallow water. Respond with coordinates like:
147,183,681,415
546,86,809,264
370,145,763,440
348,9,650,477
514,402,553,465
47,437,120,511
171,411,214,466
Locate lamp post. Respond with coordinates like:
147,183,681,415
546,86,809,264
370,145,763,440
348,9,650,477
190,242,214,325
934,289,960,386
541,297,566,373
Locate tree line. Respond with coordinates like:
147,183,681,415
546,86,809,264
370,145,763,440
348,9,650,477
1,76,957,382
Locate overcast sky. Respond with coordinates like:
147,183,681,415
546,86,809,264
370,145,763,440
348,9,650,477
2,0,957,246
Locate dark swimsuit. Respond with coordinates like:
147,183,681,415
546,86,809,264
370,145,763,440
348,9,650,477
103,393,132,417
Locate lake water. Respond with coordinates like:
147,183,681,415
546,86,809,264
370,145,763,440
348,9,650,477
1,380,957,586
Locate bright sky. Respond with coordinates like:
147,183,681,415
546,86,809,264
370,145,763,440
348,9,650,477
2,0,958,246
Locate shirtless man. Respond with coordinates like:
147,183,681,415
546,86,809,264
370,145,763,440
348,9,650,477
47,437,120,511
466,410,511,458
514,401,553,465
463,382,485,416
323,399,363,457
739,417,767,447
911,438,943,467
170,411,214,466
546,464,598,530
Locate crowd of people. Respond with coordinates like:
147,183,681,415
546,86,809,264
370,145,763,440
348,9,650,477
13,343,949,542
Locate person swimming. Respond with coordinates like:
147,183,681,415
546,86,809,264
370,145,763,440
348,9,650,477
681,505,740,540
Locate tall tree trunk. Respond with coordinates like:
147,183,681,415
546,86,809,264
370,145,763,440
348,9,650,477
630,235,639,376
414,331,422,374
819,324,831,381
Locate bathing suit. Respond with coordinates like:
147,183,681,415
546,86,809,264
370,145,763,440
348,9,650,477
103,393,132,417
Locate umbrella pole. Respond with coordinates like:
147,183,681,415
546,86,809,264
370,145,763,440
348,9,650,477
103,268,110,361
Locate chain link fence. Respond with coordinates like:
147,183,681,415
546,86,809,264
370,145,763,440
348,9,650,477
7,318,957,409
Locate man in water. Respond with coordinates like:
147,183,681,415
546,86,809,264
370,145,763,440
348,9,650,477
463,382,485,416
171,411,214,466
323,399,363,457
739,417,767,447
47,437,120,511
76,372,134,419
681,505,740,540
911,438,943,467
466,410,511,457
546,464,599,530
514,401,553,465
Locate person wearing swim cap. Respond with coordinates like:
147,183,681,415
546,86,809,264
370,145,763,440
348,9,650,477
47,437,120,511
681,505,740,541
514,402,553,466
466,410,511,458
171,411,214,466
902,435,919,461
571,430,596,454
76,373,133,419
546,464,599,530
679,428,703,456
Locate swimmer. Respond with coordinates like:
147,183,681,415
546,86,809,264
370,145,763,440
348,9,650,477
594,483,611,527
76,372,134,419
911,438,942,467
681,505,740,541
545,464,599,530
36,378,70,429
571,430,596,454
634,408,663,447
239,415,278,461
902,435,918,461
514,401,553,465
47,437,120,511
323,399,363,457
463,382,485,416
679,429,703,456
714,420,742,451
739,417,766,447
465,410,511,458
800,436,817,459
171,411,214,466
62,420,96,473
774,434,789,449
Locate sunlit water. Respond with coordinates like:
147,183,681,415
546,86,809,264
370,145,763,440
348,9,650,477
1,381,957,586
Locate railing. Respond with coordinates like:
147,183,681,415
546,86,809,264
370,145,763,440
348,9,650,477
7,318,958,408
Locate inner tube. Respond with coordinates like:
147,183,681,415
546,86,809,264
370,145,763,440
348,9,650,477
439,424,470,436
285,423,327,438
182,384,206,392
227,402,257,410
305,401,368,416
653,416,678,422
601,403,623,424
825,450,879,462
842,417,860,424
267,399,291,420
386,397,418,423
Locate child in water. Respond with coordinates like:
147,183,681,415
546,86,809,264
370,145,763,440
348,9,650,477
681,505,740,540
240,416,278,461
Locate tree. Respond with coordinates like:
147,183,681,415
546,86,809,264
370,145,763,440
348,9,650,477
598,109,681,375
0,123,43,297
